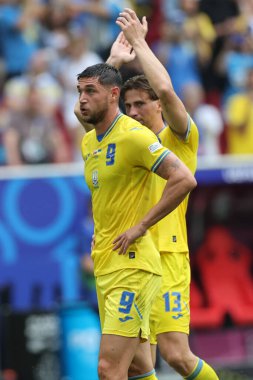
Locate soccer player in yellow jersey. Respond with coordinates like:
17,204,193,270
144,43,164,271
113,8,220,380
77,62,196,380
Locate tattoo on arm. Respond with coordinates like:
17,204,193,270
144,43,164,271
155,154,181,180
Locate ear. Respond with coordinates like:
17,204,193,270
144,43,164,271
156,99,162,113
111,86,120,102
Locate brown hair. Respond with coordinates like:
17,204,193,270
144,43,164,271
121,74,158,101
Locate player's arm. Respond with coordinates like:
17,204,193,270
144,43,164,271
113,152,197,254
74,32,135,131
116,8,188,137
74,100,94,132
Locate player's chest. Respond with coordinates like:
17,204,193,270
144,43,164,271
83,141,127,189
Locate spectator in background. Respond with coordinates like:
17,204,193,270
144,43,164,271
180,0,216,67
161,0,181,23
198,0,240,98
153,19,202,99
158,0,216,97
200,0,240,35
66,0,132,60
131,0,164,46
216,29,253,103
237,0,253,35
1,78,71,165
56,27,103,160
224,67,253,155
0,0,46,80
79,204,97,310
0,106,8,165
182,82,224,156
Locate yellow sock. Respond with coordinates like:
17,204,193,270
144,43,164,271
184,358,219,380
128,368,158,379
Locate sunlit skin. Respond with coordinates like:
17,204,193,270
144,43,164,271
123,89,164,135
77,77,120,135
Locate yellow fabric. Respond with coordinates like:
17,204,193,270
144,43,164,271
196,13,216,42
153,118,199,252
82,113,169,276
184,13,216,61
150,252,190,344
185,359,219,380
96,269,161,339
226,94,253,154
148,374,158,380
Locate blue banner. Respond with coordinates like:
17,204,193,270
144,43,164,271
0,167,91,311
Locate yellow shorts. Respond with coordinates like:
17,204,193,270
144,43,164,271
96,268,161,340
150,252,190,344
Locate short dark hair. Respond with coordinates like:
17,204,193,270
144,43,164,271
77,63,122,88
121,74,158,101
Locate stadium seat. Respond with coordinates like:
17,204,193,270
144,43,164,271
190,279,224,329
195,226,253,326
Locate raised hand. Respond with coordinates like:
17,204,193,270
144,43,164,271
106,32,136,69
116,8,148,47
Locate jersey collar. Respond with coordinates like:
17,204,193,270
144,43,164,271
97,113,123,142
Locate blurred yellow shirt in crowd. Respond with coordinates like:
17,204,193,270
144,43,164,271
226,94,253,154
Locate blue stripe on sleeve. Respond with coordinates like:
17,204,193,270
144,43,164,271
151,150,170,172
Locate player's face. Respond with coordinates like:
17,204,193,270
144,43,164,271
123,89,160,130
77,77,110,124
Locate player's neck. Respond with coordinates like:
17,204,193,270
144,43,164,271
95,108,121,136
152,118,166,136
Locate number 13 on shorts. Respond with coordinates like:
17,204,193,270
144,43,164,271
163,291,182,312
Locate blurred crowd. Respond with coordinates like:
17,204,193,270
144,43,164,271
0,0,253,166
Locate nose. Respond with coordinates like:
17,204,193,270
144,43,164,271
79,93,87,104
127,106,138,119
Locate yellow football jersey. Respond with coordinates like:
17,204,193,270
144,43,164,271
155,116,199,252
81,113,170,276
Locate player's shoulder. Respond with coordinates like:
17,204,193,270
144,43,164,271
81,129,96,147
119,114,155,137
85,128,96,138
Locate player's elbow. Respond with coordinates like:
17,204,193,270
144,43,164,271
156,82,175,102
185,173,197,193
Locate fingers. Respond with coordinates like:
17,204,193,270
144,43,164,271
113,234,129,255
142,16,148,33
123,8,138,20
117,31,124,43
120,32,130,47
117,15,128,27
117,8,146,38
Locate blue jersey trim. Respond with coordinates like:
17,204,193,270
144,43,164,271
97,133,105,142
96,113,123,142
185,114,191,140
151,150,170,172
128,368,155,379
167,113,191,141
185,359,203,380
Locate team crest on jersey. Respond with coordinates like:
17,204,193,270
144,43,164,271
92,170,99,188
148,142,162,153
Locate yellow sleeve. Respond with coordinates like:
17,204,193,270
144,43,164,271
125,127,170,172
